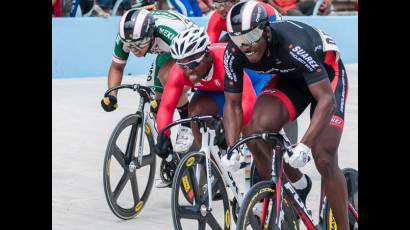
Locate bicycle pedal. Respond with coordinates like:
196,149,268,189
213,192,223,201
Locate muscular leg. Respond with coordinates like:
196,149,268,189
188,93,220,146
244,95,303,181
312,125,349,230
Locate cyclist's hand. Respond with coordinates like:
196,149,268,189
155,134,173,159
221,147,242,172
101,95,118,112
284,143,311,168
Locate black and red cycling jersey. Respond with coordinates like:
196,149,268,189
224,20,348,128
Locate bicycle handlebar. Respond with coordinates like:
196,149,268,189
103,84,154,97
157,115,221,139
227,132,290,157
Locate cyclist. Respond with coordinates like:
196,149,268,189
207,0,298,144
100,8,198,154
170,0,204,17
154,27,257,173
223,1,349,228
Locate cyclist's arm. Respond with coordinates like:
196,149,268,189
223,73,257,146
301,78,335,147
288,39,333,147
107,61,125,97
108,34,130,97
224,92,243,146
156,65,185,136
223,43,246,146
207,12,223,43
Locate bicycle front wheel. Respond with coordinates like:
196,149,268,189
323,168,358,230
171,151,231,230
103,114,156,220
236,180,299,230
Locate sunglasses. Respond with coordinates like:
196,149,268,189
121,37,151,50
229,26,264,48
212,0,236,8
176,52,206,70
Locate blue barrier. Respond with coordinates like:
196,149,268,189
52,16,357,78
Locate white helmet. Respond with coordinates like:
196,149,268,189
170,27,210,60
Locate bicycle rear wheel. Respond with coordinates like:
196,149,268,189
171,151,231,230
236,180,299,230
103,114,156,219
323,168,358,229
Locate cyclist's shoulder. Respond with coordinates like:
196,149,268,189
271,20,316,36
271,21,316,47
152,10,195,28
208,10,224,24
223,41,247,62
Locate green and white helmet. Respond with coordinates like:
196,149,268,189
119,8,155,47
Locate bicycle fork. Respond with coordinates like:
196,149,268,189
197,127,216,212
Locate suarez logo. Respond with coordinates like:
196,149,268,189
289,45,320,72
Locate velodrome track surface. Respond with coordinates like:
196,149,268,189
52,64,357,230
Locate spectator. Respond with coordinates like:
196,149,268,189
92,0,113,16
170,0,203,16
114,0,132,15
197,0,214,15
69,0,94,17
52,0,62,16
265,0,332,16
132,0,157,11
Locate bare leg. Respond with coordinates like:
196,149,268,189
312,125,349,230
188,93,220,147
244,95,303,181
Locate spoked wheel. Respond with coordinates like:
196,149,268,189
172,151,231,230
160,158,176,184
324,168,358,230
236,180,299,230
232,161,262,224
103,114,156,220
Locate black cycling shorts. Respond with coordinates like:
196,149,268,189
260,51,348,129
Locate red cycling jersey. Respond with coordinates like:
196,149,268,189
157,43,257,136
207,1,281,43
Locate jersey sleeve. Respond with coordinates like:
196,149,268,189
287,43,328,85
156,64,185,136
224,42,246,93
155,25,179,46
112,34,130,64
207,12,223,43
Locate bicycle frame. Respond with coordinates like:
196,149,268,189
272,138,358,230
228,132,358,229
104,84,158,168
159,115,246,212
272,146,316,229
196,125,244,212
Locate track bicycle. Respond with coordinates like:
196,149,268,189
232,132,358,230
170,115,296,229
102,83,183,219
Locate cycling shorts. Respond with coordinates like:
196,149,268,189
260,51,348,129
